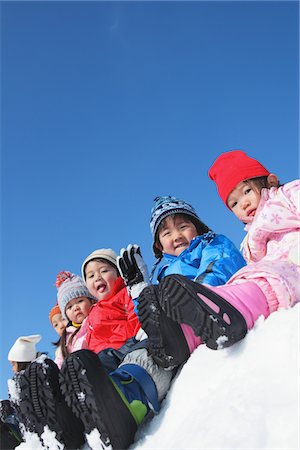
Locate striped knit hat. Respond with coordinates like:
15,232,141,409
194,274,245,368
56,271,96,320
150,196,209,258
150,196,200,239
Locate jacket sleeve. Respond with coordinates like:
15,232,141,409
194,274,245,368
125,293,141,336
54,347,64,370
279,180,300,216
195,234,246,286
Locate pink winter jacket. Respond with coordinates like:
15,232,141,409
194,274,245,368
228,180,300,312
54,319,89,369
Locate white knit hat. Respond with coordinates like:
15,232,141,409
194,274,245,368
8,335,41,362
81,248,118,281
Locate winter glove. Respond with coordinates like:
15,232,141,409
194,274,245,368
117,244,150,299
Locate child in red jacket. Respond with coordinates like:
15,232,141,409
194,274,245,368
81,248,142,353
15,249,170,450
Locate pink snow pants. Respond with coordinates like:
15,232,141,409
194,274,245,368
180,281,270,354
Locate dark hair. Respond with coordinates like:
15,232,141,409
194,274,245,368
246,176,270,192
52,336,62,348
83,257,120,278
245,176,281,193
154,213,211,259
14,361,31,372
60,324,82,359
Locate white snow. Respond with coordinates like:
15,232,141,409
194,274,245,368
85,428,112,450
77,392,86,402
14,305,299,450
41,426,64,450
7,378,21,405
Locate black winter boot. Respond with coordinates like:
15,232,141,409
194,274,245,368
60,349,138,450
137,284,190,369
16,358,85,449
158,274,248,349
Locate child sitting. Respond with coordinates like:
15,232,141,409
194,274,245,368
117,195,247,368
12,273,95,449
129,151,299,365
54,271,96,368
49,303,67,338
8,335,42,375
59,248,172,449
3,335,42,449
81,248,142,353
49,303,68,362
14,250,172,449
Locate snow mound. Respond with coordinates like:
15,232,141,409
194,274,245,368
16,305,299,450
131,305,299,449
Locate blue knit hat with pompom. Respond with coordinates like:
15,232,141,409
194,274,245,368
150,196,200,239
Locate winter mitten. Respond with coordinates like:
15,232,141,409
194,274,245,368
117,244,150,299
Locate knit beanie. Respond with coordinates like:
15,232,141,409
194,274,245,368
208,150,270,206
81,248,118,282
49,304,61,323
150,196,206,258
8,335,41,362
56,271,97,320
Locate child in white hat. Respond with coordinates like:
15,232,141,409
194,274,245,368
80,247,142,353
3,335,41,448
8,334,41,373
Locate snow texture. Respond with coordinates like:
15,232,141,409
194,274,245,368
14,305,299,450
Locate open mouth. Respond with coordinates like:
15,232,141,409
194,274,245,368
96,283,107,293
175,243,187,250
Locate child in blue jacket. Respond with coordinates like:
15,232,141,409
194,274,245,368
117,195,247,369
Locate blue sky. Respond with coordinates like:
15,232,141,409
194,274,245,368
1,1,298,399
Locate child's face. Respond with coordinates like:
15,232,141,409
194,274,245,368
51,313,68,337
65,297,92,323
85,260,119,300
157,216,198,256
10,361,18,373
227,181,261,224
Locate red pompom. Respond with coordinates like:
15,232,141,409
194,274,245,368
55,271,73,288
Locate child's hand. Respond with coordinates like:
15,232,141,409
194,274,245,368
117,244,150,299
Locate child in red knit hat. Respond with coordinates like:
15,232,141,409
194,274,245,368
138,149,299,357
204,150,299,322
117,151,299,375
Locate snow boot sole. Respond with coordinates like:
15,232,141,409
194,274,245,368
159,274,248,349
17,358,85,449
138,285,190,369
60,349,137,450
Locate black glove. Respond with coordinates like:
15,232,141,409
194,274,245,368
117,244,149,298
